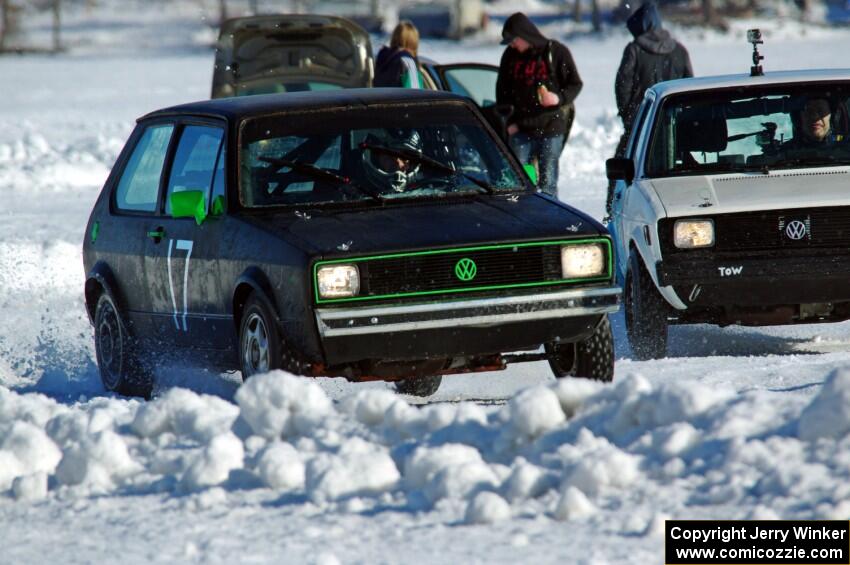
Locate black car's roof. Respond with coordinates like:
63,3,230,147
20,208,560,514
140,88,470,123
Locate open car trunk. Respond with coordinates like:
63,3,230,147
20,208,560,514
212,15,373,99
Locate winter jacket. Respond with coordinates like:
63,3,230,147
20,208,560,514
496,13,583,137
615,3,692,128
373,46,423,88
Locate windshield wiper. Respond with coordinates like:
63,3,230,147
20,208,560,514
359,143,496,194
258,156,384,202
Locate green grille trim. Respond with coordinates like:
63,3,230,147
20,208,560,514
313,238,613,305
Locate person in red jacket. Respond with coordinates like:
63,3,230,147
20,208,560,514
496,12,583,197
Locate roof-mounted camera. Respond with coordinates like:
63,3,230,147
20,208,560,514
748,28,764,77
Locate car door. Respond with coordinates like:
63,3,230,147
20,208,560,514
141,121,229,350
432,63,499,108
612,97,654,279
107,121,176,334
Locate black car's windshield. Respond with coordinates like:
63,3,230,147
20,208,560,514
646,83,850,177
239,102,523,207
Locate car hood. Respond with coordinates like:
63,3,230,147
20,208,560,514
649,167,850,218
211,15,373,98
241,194,604,258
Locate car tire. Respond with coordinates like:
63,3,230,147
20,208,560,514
239,293,302,380
93,292,153,399
394,375,442,397
625,250,669,360
545,315,614,382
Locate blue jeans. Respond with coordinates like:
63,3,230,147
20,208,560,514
509,133,564,197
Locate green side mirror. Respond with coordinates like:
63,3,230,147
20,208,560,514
170,190,207,226
523,163,538,185
211,194,225,217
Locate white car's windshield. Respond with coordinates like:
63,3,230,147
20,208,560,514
646,83,850,177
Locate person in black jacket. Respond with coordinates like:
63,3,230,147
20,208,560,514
373,21,425,89
608,2,692,214
497,12,583,197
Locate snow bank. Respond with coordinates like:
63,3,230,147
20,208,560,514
1,367,849,527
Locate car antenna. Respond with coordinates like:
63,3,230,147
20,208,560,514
748,28,764,77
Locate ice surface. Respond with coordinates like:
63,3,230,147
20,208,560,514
3,3,850,563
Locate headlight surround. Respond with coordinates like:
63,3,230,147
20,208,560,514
561,243,606,278
674,219,715,248
317,264,360,299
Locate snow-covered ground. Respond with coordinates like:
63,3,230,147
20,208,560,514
3,4,850,563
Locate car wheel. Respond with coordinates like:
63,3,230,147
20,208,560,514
625,250,669,360
239,293,303,380
394,375,442,397
93,292,153,399
545,315,614,382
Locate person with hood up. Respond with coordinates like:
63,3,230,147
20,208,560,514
373,21,425,89
496,12,583,198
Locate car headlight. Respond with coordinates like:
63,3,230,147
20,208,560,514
561,243,605,278
317,264,360,298
674,219,714,248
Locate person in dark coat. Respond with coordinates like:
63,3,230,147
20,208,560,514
608,2,692,214
496,12,583,197
373,21,425,89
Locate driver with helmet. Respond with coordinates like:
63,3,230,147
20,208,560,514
361,128,423,192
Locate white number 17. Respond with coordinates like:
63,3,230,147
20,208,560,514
167,239,193,331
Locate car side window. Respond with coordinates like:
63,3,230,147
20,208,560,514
626,99,652,160
442,67,498,107
115,124,174,213
165,125,225,215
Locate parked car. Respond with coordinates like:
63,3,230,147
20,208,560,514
211,15,505,132
83,89,619,398
607,67,850,359
211,14,374,99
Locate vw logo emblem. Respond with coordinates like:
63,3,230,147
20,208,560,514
785,220,807,241
454,258,477,281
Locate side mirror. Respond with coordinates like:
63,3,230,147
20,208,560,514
170,190,207,226
523,163,538,185
606,157,635,184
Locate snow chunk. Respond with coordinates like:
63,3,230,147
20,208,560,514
12,473,48,502
306,438,399,502
235,372,333,439
256,442,305,490
132,388,239,442
505,386,566,439
799,369,850,441
404,444,499,502
561,430,642,496
554,486,596,521
465,492,511,524
181,433,245,491
0,421,61,491
503,459,555,501
551,378,605,418
339,389,408,427
55,430,140,491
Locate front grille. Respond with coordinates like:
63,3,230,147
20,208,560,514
660,206,850,255
314,239,611,305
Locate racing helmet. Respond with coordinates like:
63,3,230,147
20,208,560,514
361,128,423,192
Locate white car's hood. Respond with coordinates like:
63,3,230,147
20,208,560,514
650,167,850,218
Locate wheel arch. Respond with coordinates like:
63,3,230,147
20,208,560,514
84,262,124,324
231,266,281,331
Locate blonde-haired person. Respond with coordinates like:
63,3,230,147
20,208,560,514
373,21,425,88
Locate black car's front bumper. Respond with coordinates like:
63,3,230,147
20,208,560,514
315,286,620,363
658,252,850,307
